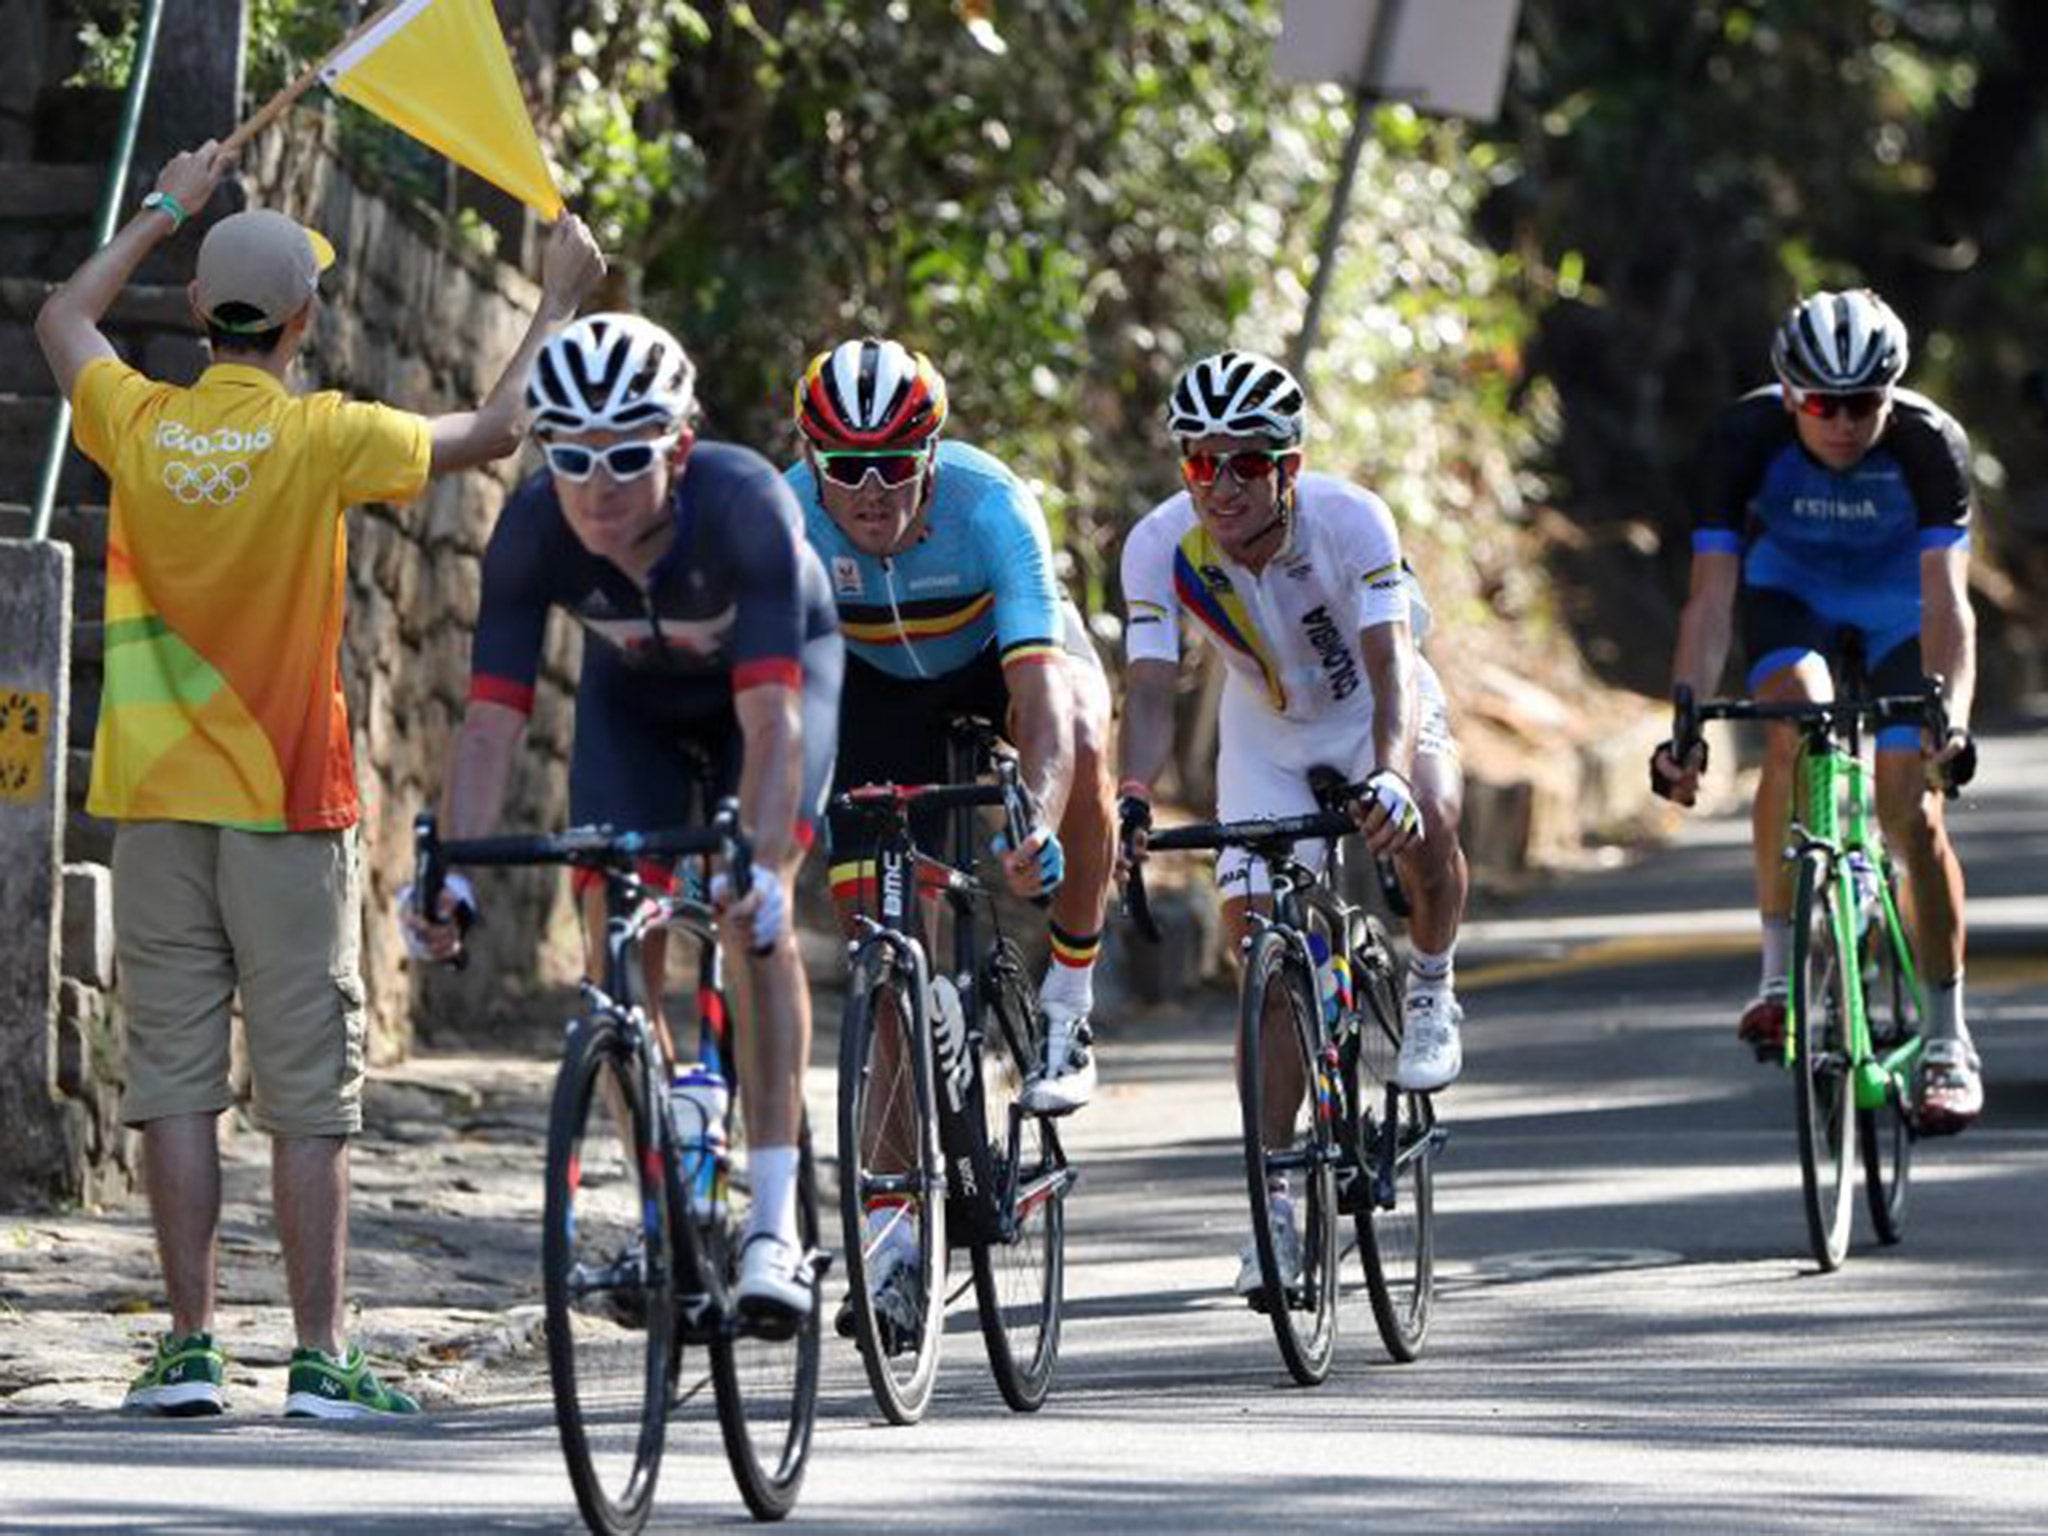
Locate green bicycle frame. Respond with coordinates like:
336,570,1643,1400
1787,731,1924,1109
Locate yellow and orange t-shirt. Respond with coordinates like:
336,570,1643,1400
69,358,431,831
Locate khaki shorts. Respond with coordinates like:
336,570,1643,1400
115,822,366,1137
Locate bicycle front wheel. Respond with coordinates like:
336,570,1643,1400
1350,924,1434,1361
1238,930,1340,1386
543,1015,674,1536
1791,849,1855,1270
836,946,947,1424
969,937,1066,1413
711,1124,822,1522
1858,865,1916,1245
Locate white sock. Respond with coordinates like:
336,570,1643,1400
1926,975,1968,1045
746,1145,801,1249
1408,944,1455,995
1760,918,1793,994
1040,962,1095,1017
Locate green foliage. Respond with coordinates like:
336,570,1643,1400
542,0,1537,617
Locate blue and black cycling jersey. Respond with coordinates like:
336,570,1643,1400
1692,385,1972,749
1691,384,1971,633
473,441,837,708
469,440,842,836
784,439,1062,679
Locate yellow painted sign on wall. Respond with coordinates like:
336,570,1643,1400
0,689,51,804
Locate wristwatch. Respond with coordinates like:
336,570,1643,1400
140,190,187,232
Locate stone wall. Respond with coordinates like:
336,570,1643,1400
242,115,586,1057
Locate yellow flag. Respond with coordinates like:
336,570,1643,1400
319,0,564,219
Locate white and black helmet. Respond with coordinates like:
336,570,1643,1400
1771,289,1909,394
1166,349,1307,445
527,313,697,435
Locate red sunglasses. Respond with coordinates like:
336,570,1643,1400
1789,387,1888,421
1180,448,1300,487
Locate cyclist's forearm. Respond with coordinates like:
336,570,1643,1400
1671,550,1739,698
440,702,526,838
1923,595,1976,731
1921,549,1976,732
1361,623,1419,780
1008,662,1076,828
735,686,802,870
1117,663,1178,795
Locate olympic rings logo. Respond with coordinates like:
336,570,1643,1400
162,460,253,506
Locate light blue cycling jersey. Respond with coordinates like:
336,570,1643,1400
786,439,1063,680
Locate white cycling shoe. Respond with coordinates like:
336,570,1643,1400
1020,1004,1096,1115
736,1232,814,1328
1233,1198,1304,1300
1397,989,1464,1091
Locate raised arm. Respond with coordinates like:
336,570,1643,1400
427,216,606,476
36,143,235,397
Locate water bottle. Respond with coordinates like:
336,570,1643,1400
670,1063,728,1217
1306,932,1344,1026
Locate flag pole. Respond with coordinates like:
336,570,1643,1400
220,0,407,155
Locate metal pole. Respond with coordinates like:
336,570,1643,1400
29,0,170,542
1287,0,1405,379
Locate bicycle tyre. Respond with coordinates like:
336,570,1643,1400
836,945,947,1424
712,1126,822,1522
1858,863,1915,1245
543,1014,674,1536
968,937,1065,1413
1790,849,1855,1270
1238,930,1341,1386
1349,923,1434,1361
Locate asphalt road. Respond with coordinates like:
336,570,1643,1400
5,730,2045,1533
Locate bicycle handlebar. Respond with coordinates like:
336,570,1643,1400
411,801,754,936
1123,796,1365,947
1670,682,1967,798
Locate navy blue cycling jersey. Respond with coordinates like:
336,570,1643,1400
471,440,837,711
1691,385,1971,630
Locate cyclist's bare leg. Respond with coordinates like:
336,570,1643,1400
1398,751,1467,956
1223,892,1307,1150
579,881,677,1063
1752,658,1832,920
1873,749,1965,986
724,857,811,1148
1047,652,1116,952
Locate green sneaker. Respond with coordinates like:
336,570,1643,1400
124,1331,227,1416
283,1344,421,1420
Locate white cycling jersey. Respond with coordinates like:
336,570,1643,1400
1121,471,1451,894
1121,471,1429,721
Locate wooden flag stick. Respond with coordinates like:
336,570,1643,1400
220,0,408,155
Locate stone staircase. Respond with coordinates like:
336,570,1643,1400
0,155,215,867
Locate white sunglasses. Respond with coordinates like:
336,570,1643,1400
542,433,681,483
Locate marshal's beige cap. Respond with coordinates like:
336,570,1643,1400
193,209,337,332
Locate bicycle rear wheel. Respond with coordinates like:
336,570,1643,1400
836,946,947,1424
1349,925,1434,1361
543,1015,674,1536
711,1124,822,1522
1238,931,1340,1386
1790,849,1855,1270
1858,865,1916,1245
968,937,1066,1413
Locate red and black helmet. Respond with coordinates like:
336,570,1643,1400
794,337,948,448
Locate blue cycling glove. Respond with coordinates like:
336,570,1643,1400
992,824,1066,895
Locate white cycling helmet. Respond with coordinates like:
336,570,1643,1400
527,313,697,435
1166,349,1307,446
1771,289,1909,394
